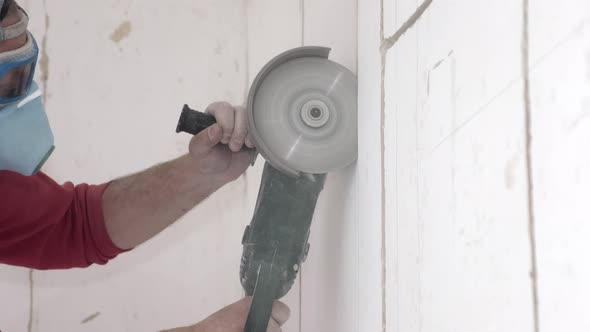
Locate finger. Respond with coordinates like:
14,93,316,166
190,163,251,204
266,319,282,332
229,105,247,152
205,102,234,144
232,148,256,168
189,124,223,156
223,149,256,181
245,132,256,149
270,301,290,327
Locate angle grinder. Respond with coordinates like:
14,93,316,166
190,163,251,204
175,46,357,332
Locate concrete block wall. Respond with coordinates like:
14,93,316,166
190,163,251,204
376,0,590,331
0,0,358,331
2,0,588,331
529,0,590,329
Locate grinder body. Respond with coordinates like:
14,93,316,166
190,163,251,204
240,163,325,331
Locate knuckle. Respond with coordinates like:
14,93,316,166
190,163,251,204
223,125,235,134
205,102,218,113
206,101,231,113
245,137,256,148
232,127,247,139
217,101,232,112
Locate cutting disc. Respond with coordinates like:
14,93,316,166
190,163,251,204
247,48,357,176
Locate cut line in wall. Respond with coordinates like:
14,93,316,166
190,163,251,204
521,0,540,331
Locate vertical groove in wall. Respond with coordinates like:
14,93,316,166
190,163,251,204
354,1,360,331
379,0,387,331
28,2,48,329
242,1,250,192
27,269,34,332
299,3,304,331
415,21,423,332
393,5,400,329
243,4,250,104
355,0,359,74
521,0,540,331
300,0,305,46
378,3,434,332
40,0,50,104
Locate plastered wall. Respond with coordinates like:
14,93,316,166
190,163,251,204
0,1,358,331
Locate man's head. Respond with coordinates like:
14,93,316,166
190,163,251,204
0,0,37,104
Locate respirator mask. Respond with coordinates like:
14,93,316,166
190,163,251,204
0,3,54,176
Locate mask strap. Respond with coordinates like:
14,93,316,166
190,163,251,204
0,6,28,41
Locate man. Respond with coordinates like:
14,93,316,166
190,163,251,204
0,0,289,331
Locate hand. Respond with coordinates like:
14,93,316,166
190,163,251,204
188,102,257,185
205,101,256,151
165,297,290,332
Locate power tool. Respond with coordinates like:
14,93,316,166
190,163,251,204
176,46,357,332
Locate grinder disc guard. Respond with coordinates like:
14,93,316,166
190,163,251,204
247,47,357,176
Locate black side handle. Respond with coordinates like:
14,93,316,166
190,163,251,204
176,104,217,135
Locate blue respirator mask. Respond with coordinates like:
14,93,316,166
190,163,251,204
0,4,54,176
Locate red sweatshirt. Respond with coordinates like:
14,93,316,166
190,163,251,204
0,170,126,270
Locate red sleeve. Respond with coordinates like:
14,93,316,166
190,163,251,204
0,170,127,270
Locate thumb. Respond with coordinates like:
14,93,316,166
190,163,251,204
271,301,290,326
189,124,223,156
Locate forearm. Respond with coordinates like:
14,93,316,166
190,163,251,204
102,154,221,250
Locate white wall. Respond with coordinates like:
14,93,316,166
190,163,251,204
4,0,587,331
378,0,590,331
529,0,590,330
0,0,360,332
383,0,534,329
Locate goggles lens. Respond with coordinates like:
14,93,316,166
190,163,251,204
0,32,38,104
0,61,33,99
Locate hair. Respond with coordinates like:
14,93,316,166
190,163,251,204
0,0,15,21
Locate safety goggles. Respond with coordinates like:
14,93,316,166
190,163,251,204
0,5,36,105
